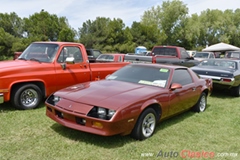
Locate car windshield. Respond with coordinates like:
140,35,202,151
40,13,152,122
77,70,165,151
18,43,59,63
106,65,170,88
194,52,209,58
96,54,114,61
199,59,237,69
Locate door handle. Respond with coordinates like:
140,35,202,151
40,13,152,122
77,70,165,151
192,87,196,91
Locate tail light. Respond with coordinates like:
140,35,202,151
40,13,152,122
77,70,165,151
221,78,233,82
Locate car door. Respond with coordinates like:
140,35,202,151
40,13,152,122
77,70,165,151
168,68,199,115
54,46,91,91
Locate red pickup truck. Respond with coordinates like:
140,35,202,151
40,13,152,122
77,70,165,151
124,45,200,67
0,42,129,110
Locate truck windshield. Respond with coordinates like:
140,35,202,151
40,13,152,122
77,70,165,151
18,43,59,63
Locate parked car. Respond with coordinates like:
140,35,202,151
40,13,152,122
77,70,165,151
124,45,200,67
46,63,212,140
225,51,240,59
95,53,125,62
191,59,240,96
86,49,102,62
193,52,215,61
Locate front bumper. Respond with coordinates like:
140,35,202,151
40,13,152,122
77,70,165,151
45,104,134,136
0,93,3,104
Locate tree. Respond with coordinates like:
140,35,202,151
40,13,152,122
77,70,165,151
0,12,23,37
141,0,188,45
79,17,111,49
23,9,75,41
0,28,17,60
79,17,128,52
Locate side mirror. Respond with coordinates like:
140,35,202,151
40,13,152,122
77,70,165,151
170,83,182,90
61,57,75,70
65,57,75,64
60,63,66,70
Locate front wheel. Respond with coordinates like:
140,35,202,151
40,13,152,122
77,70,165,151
192,92,207,112
131,108,157,140
11,84,42,110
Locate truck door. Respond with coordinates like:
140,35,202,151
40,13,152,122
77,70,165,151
54,46,91,91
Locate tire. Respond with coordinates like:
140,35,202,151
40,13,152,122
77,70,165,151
11,84,42,110
232,85,240,97
192,92,207,112
131,108,157,140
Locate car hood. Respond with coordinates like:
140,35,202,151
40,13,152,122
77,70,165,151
54,80,166,110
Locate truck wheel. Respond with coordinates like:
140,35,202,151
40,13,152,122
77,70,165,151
131,108,157,140
11,84,42,110
232,85,240,97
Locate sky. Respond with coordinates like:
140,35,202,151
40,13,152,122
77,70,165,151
1,0,240,30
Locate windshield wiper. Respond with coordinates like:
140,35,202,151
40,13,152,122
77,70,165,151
30,58,41,63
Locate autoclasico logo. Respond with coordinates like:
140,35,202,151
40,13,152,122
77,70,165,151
156,150,215,158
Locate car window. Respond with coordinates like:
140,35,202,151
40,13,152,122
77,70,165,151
200,60,237,69
152,48,177,56
209,54,214,58
171,69,193,86
118,56,123,62
180,48,190,59
57,46,83,63
93,50,102,58
97,55,114,61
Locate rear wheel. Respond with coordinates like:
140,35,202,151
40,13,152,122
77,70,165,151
131,108,157,140
192,92,207,112
232,85,240,97
11,84,42,110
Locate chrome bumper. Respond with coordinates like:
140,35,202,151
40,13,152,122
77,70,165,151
0,93,3,104
199,75,235,86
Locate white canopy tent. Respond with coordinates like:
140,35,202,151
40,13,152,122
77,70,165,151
202,42,240,52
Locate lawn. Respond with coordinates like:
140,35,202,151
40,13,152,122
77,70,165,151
0,91,239,160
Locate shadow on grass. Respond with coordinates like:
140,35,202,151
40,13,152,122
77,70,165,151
50,123,134,148
153,104,212,137
210,89,238,99
0,101,45,112
0,102,16,112
49,104,211,148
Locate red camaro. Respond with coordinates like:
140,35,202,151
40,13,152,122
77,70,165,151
45,64,212,140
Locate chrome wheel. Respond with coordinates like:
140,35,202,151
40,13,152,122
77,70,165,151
20,89,38,108
142,113,156,138
131,108,157,140
199,94,206,112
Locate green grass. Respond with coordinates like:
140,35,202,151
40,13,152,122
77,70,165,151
0,91,239,160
